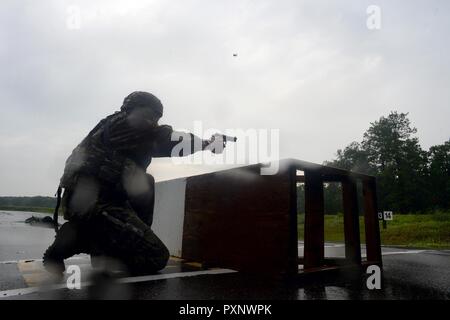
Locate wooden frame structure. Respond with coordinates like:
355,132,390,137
180,158,382,277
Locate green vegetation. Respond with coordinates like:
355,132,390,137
0,196,56,213
296,112,450,249
0,206,54,214
0,196,55,214
324,112,449,214
298,211,450,249
0,196,56,208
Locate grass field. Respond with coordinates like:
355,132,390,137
298,211,450,249
0,206,54,214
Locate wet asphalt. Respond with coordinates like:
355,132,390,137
0,210,449,300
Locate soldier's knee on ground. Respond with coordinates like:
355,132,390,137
121,229,169,274
136,228,170,272
132,251,169,275
149,235,170,271
97,210,170,274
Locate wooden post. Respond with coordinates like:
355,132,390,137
303,170,324,269
363,178,382,264
342,177,361,265
288,166,299,275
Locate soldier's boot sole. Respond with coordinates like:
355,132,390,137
42,221,91,275
42,244,66,275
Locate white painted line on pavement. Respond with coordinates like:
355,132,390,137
0,256,89,265
380,250,425,256
0,268,237,299
117,269,237,284
298,244,346,249
362,250,425,258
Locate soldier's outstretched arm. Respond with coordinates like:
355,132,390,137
150,125,222,158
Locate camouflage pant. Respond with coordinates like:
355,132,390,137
49,173,169,275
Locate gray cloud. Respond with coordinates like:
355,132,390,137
1,0,449,195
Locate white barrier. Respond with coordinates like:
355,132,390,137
152,178,187,257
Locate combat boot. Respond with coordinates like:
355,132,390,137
43,221,91,275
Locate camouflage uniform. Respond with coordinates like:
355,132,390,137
44,92,204,275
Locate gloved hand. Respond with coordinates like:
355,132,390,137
202,133,227,154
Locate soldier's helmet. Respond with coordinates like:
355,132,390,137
120,91,163,118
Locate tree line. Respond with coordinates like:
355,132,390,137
306,111,449,214
0,196,56,209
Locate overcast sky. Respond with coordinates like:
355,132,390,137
1,0,449,196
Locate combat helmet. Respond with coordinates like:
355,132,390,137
120,91,163,118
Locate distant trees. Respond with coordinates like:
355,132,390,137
428,141,450,209
323,112,449,214
0,196,56,208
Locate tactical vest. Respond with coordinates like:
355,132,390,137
59,112,128,190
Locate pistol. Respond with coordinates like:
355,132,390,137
213,133,237,143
